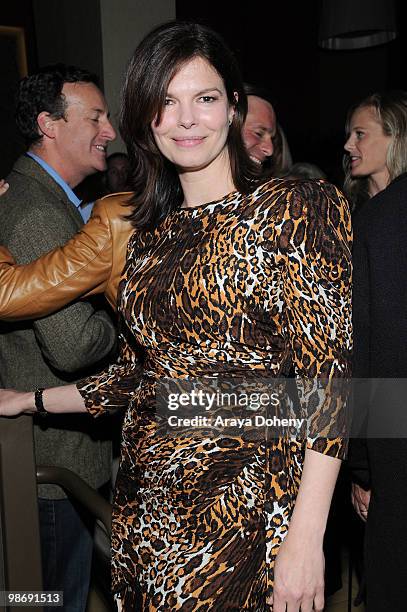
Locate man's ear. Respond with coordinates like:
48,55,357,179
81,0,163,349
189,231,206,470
228,92,239,125
37,112,57,139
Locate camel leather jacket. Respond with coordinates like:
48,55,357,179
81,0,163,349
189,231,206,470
0,193,134,320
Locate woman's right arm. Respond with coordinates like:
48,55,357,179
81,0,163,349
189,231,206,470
0,385,87,416
0,195,133,320
0,322,142,418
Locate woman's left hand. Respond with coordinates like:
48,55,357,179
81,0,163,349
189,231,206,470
271,531,325,612
0,389,33,417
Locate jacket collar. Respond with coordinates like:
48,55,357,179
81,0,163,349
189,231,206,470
14,155,74,206
12,155,84,228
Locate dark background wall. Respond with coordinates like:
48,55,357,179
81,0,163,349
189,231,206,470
177,0,407,183
1,0,38,176
32,0,103,87
1,0,104,178
1,0,407,183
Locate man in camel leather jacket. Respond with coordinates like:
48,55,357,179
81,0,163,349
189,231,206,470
0,192,133,319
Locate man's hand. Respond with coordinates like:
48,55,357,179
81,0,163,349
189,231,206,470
0,389,34,416
351,482,371,522
0,179,9,196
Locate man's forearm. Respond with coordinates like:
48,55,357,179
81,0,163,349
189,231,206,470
34,306,117,374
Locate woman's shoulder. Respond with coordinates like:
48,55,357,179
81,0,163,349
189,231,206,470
369,172,407,211
250,175,341,198
354,174,407,237
249,177,350,222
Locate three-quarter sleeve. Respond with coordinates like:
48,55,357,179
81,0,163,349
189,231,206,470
76,320,143,416
277,180,352,458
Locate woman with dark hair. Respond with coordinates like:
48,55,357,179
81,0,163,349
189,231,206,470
0,21,351,611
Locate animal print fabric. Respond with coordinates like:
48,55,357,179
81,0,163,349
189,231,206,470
77,178,352,610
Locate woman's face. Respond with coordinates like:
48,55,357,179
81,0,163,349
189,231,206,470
344,105,392,183
151,57,234,173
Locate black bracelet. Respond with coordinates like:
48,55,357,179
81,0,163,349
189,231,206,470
34,387,47,415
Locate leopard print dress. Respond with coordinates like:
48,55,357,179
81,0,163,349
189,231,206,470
77,178,352,611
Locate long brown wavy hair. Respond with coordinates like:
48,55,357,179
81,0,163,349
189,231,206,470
120,20,261,230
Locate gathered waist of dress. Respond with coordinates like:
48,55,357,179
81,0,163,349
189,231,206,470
140,345,284,380
127,359,288,418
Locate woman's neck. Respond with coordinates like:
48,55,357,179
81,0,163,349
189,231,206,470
368,169,390,198
178,149,236,208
